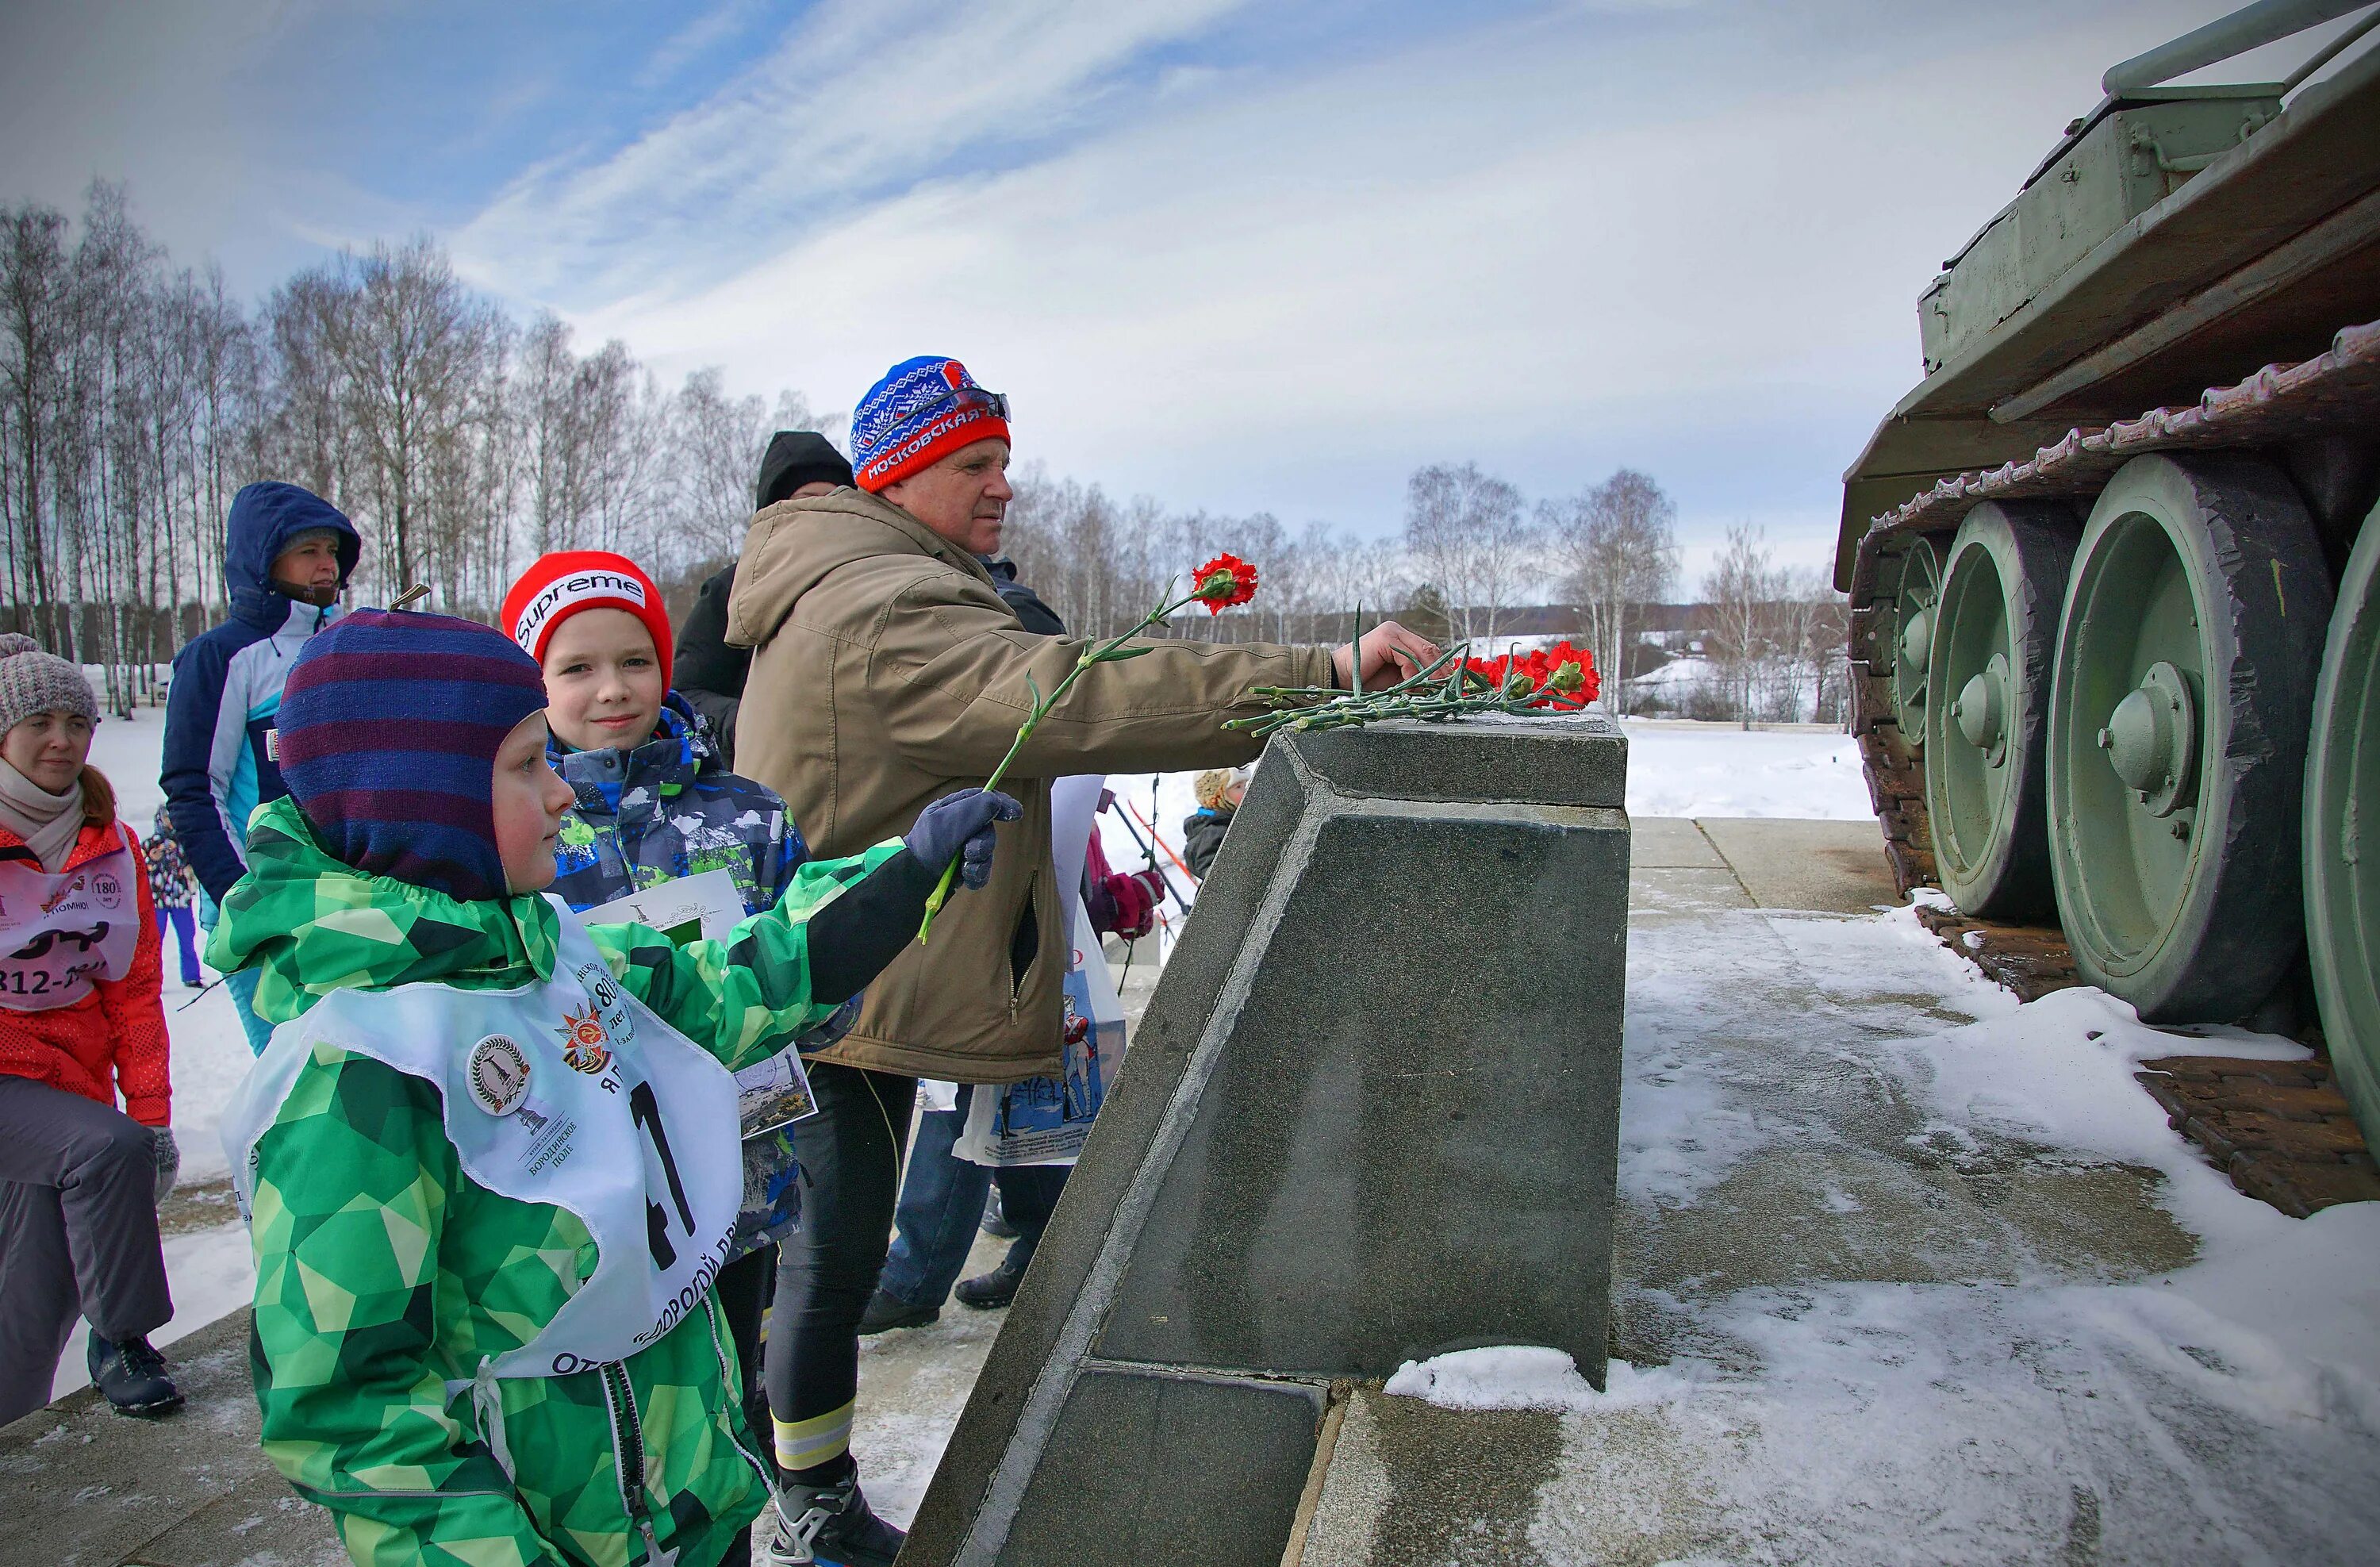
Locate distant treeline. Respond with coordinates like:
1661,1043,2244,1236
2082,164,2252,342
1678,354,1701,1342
2,182,1841,724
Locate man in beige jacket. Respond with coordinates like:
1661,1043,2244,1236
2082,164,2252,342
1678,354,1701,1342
724,355,1433,1565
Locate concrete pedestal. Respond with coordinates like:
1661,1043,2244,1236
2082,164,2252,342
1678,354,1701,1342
902,716,1630,1567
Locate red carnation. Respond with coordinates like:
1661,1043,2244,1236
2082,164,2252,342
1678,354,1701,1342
1192,553,1259,614
1536,641,1600,709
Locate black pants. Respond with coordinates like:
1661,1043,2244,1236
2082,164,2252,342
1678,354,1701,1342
712,1243,776,1442
764,1062,916,1479
0,1077,174,1424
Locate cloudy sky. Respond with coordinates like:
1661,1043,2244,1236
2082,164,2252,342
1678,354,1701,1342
0,0,2323,582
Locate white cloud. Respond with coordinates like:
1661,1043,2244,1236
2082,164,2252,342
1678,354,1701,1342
542,2,2218,557
451,0,1259,302
0,0,305,267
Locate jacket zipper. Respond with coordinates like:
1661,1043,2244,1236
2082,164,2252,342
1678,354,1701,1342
703,1292,779,1498
600,1362,671,1564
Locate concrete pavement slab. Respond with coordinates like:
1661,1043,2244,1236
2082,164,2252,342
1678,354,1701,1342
0,1308,340,1567
1692,816,1898,914
1626,816,1726,869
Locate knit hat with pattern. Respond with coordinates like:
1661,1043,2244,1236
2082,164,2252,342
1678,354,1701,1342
849,356,1009,493
276,610,549,901
0,639,98,734
500,550,675,692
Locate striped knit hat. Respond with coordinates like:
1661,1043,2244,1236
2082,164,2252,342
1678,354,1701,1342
849,356,1009,493
276,609,549,901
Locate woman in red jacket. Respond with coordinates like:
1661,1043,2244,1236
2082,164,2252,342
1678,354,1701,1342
0,636,180,1423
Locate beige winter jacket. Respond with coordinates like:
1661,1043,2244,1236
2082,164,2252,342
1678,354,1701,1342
725,487,1332,1083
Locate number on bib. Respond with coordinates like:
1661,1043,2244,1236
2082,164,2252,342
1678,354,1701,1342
630,1080,698,1269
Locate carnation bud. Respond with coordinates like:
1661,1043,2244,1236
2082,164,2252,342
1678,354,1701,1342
1547,661,1586,694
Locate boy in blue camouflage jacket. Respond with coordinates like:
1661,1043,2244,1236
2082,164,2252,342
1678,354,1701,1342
500,550,816,1484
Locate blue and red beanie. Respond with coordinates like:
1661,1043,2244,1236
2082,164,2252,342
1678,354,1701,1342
276,610,550,902
849,356,1009,493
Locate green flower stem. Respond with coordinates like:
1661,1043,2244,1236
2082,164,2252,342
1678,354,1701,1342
916,584,1213,943
1224,643,1589,739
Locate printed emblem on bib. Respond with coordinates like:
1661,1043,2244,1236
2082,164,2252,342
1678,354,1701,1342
556,1002,613,1075
468,1035,532,1116
91,870,124,910
40,875,88,916
573,960,635,1045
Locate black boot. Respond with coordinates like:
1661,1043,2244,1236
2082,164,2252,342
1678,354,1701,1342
858,1289,939,1335
759,1468,906,1567
980,1188,1018,1239
87,1333,182,1418
954,1254,1028,1310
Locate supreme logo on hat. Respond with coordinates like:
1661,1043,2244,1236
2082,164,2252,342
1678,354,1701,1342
510,570,650,655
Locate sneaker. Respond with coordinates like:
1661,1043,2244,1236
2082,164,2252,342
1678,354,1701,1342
758,1473,906,1567
857,1289,939,1336
954,1256,1027,1311
86,1333,182,1418
980,1189,1018,1239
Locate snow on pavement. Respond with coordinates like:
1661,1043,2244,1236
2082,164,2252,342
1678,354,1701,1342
1491,901,2380,1565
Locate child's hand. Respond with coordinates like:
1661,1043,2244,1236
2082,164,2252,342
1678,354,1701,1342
906,789,1023,890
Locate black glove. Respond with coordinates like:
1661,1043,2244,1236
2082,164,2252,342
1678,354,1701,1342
152,1127,181,1202
905,789,1023,890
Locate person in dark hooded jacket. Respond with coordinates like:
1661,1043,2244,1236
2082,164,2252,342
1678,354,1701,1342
674,431,855,766
160,482,360,1054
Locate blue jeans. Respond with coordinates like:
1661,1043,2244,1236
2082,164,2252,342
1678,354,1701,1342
877,1092,1069,1309
153,907,200,988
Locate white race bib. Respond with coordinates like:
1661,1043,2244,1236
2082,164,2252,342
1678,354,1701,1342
0,829,141,1012
954,895,1127,1167
222,901,744,1378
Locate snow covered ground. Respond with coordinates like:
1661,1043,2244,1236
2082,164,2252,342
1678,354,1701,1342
1359,901,2380,1563
1092,718,1875,899
48,709,1863,1401
33,693,2380,1557
1619,718,1869,820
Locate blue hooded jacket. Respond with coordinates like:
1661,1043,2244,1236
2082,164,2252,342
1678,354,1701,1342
162,482,361,904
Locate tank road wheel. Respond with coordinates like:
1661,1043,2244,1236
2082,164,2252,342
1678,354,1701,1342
1923,502,2075,917
2047,454,2333,1021
1891,534,1944,748
2306,501,2380,1143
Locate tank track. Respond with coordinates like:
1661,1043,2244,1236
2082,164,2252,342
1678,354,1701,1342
1844,323,2380,1217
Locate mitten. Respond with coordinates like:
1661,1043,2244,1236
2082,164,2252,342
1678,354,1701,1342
905,789,1023,891
152,1127,181,1203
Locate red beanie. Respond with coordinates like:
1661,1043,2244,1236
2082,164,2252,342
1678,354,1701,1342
500,551,674,690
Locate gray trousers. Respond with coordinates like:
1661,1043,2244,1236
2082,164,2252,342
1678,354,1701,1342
0,1076,173,1425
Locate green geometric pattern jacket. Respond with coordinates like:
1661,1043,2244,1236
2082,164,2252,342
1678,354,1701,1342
209,797,903,1567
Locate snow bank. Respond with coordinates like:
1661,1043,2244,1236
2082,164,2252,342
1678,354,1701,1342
1894,981,2312,1251
86,701,170,824
1385,1346,1694,1412
1622,720,1872,820
1535,1258,2380,1565
1559,894,2380,1562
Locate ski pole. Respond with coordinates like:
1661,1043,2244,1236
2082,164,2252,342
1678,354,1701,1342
1111,803,1195,908
1122,797,1201,889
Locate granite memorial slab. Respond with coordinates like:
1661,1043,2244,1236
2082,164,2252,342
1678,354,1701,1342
902,716,1630,1567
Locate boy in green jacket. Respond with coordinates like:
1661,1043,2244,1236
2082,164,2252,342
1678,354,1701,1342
212,610,1014,1567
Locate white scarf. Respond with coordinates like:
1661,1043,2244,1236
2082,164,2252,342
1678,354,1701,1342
0,759,86,872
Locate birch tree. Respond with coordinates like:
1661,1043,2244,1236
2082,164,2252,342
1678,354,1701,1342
1545,467,1679,715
